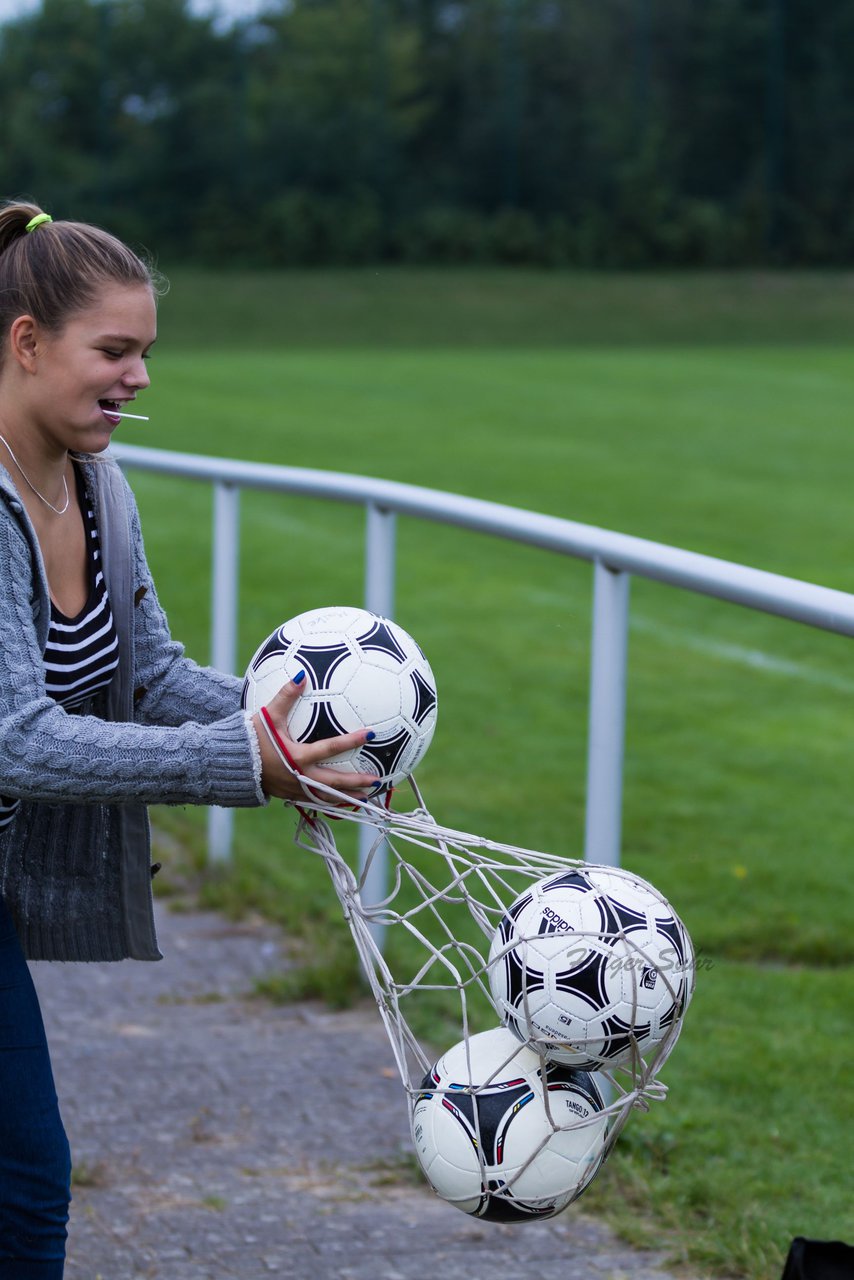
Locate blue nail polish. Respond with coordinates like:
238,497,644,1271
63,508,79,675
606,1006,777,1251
366,730,376,741
293,670,306,685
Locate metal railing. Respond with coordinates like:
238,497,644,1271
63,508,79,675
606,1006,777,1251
113,442,854,885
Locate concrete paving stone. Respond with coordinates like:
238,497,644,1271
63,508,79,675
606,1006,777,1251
27,900,694,1280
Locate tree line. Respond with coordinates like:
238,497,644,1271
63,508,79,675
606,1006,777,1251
1,0,852,267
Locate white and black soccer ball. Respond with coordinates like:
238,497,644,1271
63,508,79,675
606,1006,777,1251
488,868,695,1070
241,605,438,789
411,1026,608,1222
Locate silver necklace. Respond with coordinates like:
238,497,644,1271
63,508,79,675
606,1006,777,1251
0,431,70,516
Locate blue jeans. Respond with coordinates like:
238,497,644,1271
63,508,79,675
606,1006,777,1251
0,896,70,1277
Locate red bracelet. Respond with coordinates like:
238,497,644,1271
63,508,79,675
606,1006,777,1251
260,706,301,774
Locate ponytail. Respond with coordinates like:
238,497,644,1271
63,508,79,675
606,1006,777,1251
0,198,166,366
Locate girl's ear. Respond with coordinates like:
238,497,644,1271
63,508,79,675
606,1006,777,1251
8,315,41,373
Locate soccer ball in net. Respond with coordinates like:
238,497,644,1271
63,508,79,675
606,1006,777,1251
488,868,695,1070
411,1026,608,1222
241,606,438,789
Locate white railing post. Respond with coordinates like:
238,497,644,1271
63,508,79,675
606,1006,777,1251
584,560,630,867
207,482,241,863
359,504,397,949
364,503,397,619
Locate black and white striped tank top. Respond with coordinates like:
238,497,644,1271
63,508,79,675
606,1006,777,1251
0,465,120,831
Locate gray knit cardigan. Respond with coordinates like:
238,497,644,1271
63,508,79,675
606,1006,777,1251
0,453,265,962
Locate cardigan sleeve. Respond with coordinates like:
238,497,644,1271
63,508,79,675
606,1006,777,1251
0,505,264,809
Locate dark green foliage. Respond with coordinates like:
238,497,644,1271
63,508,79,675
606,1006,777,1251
3,0,854,265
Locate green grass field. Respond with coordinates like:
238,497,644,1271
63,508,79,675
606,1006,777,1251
134,269,854,1279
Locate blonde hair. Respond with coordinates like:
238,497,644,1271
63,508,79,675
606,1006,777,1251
0,199,167,367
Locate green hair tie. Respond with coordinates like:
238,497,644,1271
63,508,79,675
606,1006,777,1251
25,213,53,233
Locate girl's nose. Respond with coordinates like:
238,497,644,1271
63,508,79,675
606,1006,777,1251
123,357,150,390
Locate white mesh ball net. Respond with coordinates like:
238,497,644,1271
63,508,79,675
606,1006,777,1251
266,760,694,1222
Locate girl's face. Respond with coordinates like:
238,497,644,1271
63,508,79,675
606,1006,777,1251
27,282,157,454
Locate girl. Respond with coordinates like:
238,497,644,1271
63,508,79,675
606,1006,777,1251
0,200,378,1277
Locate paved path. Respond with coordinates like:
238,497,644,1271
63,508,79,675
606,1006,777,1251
31,902,691,1280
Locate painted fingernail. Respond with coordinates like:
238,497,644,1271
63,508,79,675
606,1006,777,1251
293,670,306,685
366,730,376,741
